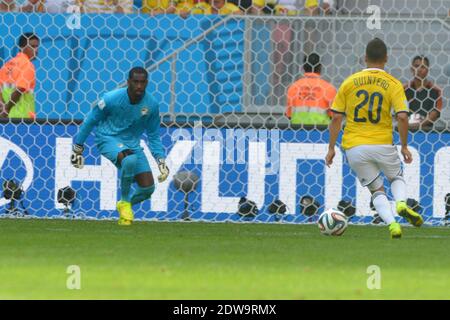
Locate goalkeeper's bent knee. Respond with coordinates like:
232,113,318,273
121,153,138,179
130,185,155,205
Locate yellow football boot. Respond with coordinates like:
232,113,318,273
389,222,402,239
117,201,134,226
396,201,423,227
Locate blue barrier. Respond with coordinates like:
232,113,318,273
0,13,244,119
0,122,448,225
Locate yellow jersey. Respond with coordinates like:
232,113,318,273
78,0,133,13
331,68,409,150
191,2,241,14
142,0,175,13
175,0,195,12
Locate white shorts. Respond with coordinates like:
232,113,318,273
345,145,403,189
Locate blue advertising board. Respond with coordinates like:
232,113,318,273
0,122,448,225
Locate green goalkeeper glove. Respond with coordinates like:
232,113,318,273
157,158,169,183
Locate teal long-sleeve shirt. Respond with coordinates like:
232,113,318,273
74,88,165,160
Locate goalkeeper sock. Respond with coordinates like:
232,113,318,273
372,191,395,225
131,185,155,205
390,177,406,202
120,154,138,202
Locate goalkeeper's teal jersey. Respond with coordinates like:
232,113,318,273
74,88,165,160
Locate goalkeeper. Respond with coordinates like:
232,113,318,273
71,67,169,226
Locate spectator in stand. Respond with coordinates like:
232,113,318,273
0,0,43,11
251,0,333,16
76,0,133,13
142,0,203,16
191,0,242,14
174,0,198,16
0,33,40,119
34,0,77,13
227,0,260,14
286,53,336,125
404,55,443,129
142,0,177,14
142,0,213,18
305,0,332,15
0,0,17,11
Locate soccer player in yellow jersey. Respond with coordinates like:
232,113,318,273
325,38,424,239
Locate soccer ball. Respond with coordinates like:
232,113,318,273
318,208,348,236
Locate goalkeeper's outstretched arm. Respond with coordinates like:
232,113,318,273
71,104,106,169
145,103,165,161
74,105,106,146
146,104,169,182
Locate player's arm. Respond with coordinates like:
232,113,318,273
0,88,23,117
71,100,107,169
325,83,346,167
325,112,344,167
146,103,169,182
396,112,412,163
392,83,412,163
0,95,7,118
421,110,440,128
421,88,442,129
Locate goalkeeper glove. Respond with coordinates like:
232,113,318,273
71,144,85,169
157,158,169,183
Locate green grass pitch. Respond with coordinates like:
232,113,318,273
0,219,449,299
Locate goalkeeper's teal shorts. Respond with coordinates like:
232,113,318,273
96,136,152,174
